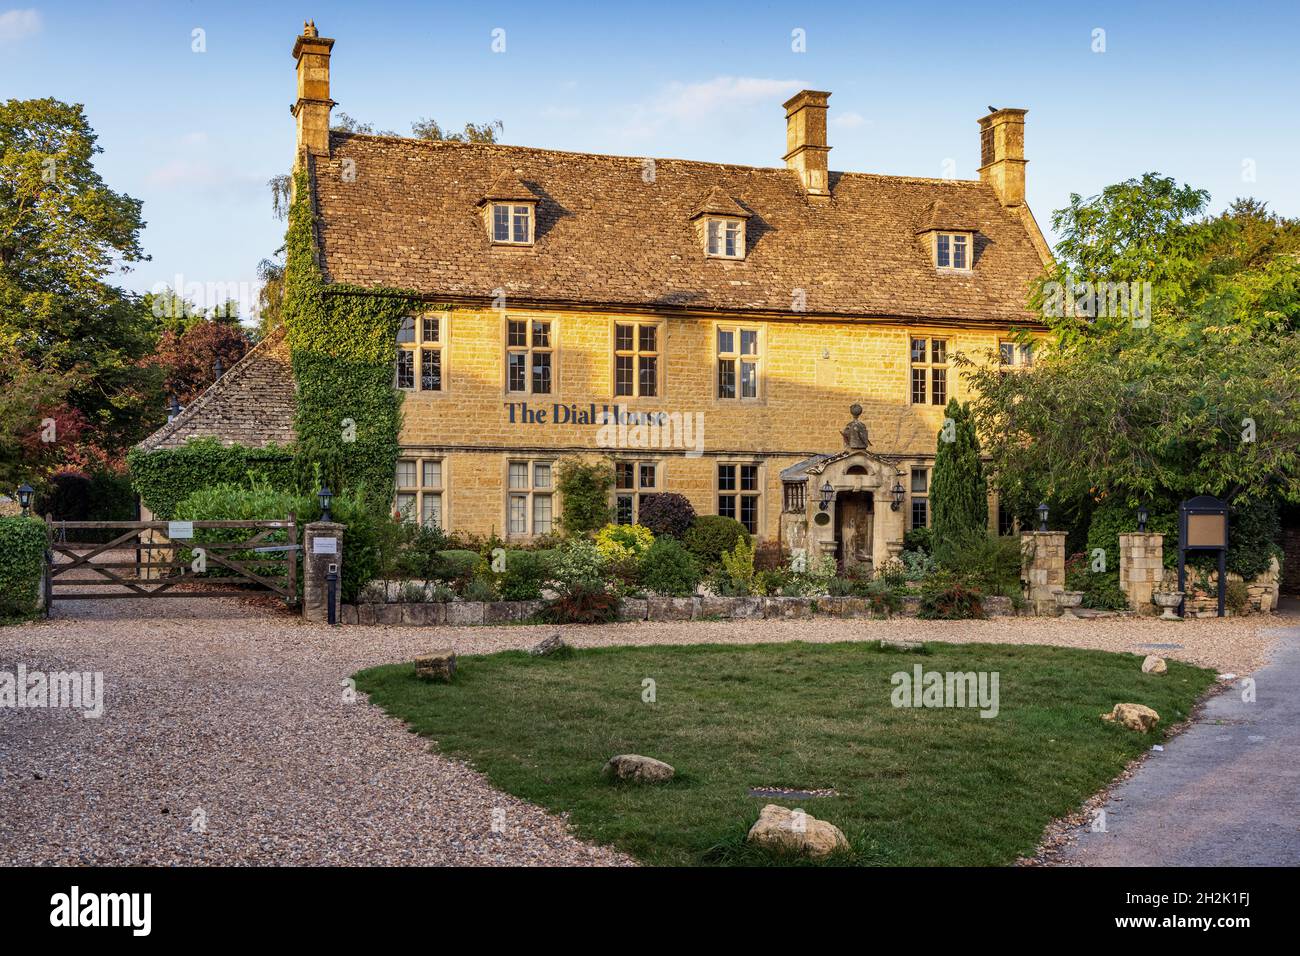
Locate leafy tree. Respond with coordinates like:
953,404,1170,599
142,319,251,405
556,458,614,537
0,98,161,457
930,398,988,551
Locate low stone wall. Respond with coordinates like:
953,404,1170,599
1159,557,1281,617
337,593,1019,625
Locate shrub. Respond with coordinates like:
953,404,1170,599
903,526,933,555
1226,579,1250,613
1065,555,1130,610
718,536,758,596
918,576,986,619
428,583,456,603
637,492,696,539
638,536,699,596
436,549,482,583
930,398,987,545
935,528,1023,596
594,523,654,564
556,458,614,537
127,438,297,520
36,469,136,542
462,575,499,602
874,556,908,587
865,579,905,617
500,550,550,601
551,540,609,594
1085,498,1178,574
684,515,750,569
542,582,620,624
399,581,428,603
1227,497,1283,580
899,548,937,580
394,523,450,580
172,482,302,581
0,516,46,621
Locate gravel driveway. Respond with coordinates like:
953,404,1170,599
0,597,1280,865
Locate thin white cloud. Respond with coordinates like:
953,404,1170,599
0,8,41,42
146,159,264,203
832,111,868,129
619,76,805,139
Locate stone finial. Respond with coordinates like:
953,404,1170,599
303,20,317,37
841,403,869,450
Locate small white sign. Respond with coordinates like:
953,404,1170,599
167,521,194,539
313,536,338,555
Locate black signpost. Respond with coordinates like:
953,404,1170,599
1177,495,1229,618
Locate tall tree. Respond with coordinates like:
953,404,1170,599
930,398,988,546
0,98,161,456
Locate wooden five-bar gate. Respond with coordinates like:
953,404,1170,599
44,517,299,608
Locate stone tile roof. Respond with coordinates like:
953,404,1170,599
311,133,1051,324
135,327,296,452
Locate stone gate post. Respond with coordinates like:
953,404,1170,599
1021,531,1066,615
1119,532,1164,615
303,521,345,623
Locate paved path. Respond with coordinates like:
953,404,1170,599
1055,622,1300,866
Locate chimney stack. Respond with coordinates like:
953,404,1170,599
977,108,1027,207
292,20,335,159
783,90,831,199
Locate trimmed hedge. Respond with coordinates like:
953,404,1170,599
128,439,297,520
0,516,46,621
683,515,750,569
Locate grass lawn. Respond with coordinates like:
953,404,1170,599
355,641,1216,866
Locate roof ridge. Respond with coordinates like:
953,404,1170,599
329,131,989,187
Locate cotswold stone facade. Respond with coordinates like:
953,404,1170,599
142,22,1053,572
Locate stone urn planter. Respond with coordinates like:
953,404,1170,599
1054,590,1085,616
1153,590,1184,621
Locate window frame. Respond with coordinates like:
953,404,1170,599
504,315,557,396
394,454,447,529
704,217,746,259
715,323,762,402
909,335,949,406
490,202,535,246
613,459,662,525
505,457,555,539
909,465,930,531
611,320,664,399
395,314,447,393
933,231,972,272
999,338,1034,370
717,461,763,536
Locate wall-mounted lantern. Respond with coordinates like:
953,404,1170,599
818,481,834,512
890,479,905,511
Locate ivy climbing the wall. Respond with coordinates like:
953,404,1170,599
282,165,430,509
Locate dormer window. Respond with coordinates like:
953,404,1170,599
492,203,533,245
479,171,537,247
706,218,745,259
935,232,971,271
690,186,752,261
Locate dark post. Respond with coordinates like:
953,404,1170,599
327,562,338,625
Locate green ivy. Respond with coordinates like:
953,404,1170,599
0,516,46,621
127,439,297,520
283,166,428,510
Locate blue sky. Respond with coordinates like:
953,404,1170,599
3,0,1298,319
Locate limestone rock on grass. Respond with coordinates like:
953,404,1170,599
602,754,675,784
1101,702,1160,732
1141,655,1167,675
414,650,456,683
746,804,849,859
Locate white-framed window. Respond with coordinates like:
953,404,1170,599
935,232,971,271
613,321,661,398
614,460,659,525
395,456,445,528
491,203,534,245
507,459,554,537
910,466,929,530
717,326,760,400
999,338,1033,369
910,336,948,405
718,462,761,535
506,317,554,395
396,315,444,391
705,217,746,259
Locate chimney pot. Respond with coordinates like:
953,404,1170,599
783,90,832,199
977,108,1027,207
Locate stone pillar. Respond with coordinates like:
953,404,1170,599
1021,531,1066,615
1119,532,1164,615
303,521,345,623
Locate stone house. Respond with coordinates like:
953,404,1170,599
140,21,1052,573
